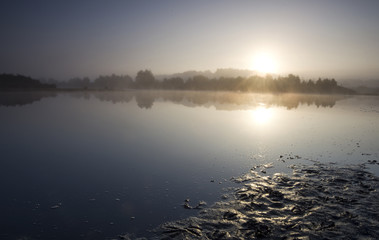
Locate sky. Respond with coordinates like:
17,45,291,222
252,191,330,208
1,0,379,81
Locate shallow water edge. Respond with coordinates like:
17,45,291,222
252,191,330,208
121,162,379,240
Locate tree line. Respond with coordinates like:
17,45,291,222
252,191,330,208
0,73,56,90
153,71,354,94
67,70,352,94
1,71,355,94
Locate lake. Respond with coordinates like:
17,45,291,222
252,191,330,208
0,91,378,239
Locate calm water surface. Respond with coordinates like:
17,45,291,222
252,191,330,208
0,91,378,239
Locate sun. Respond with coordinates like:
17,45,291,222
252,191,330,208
251,53,278,74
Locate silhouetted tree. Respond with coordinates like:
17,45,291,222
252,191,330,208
135,70,155,89
0,74,56,89
93,74,133,90
64,77,90,89
160,77,184,89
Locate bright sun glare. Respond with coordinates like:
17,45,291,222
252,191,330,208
252,53,278,74
251,105,273,125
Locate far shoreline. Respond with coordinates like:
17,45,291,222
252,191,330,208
2,88,374,96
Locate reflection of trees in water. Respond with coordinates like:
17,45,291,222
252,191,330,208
66,91,134,104
272,94,340,109
67,92,91,100
0,92,57,106
91,90,349,110
129,91,347,110
0,90,350,110
92,92,133,104
135,92,155,109
90,90,154,109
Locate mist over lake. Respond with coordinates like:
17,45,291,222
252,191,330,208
2,0,379,238
0,91,378,239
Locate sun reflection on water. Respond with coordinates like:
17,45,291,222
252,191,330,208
251,104,274,125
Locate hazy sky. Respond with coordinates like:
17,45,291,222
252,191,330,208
1,0,379,80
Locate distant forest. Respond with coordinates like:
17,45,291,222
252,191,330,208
57,70,354,94
0,74,55,90
1,70,355,94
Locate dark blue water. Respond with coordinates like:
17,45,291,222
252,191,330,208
0,91,378,239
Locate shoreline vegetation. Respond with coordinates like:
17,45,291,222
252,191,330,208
0,71,360,95
0,73,56,90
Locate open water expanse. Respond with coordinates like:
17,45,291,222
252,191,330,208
0,91,378,239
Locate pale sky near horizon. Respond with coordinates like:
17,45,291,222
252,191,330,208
1,0,379,81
